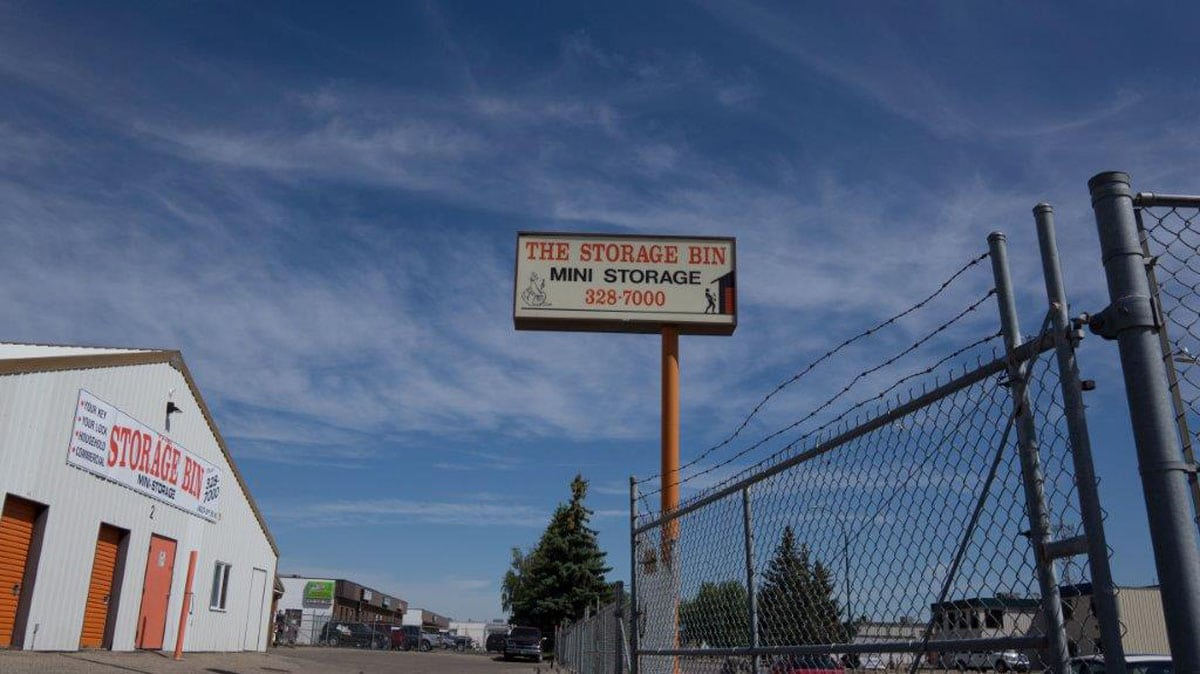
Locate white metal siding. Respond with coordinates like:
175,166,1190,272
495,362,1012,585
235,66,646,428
0,362,276,652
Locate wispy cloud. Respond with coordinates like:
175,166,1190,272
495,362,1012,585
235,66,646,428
266,497,547,529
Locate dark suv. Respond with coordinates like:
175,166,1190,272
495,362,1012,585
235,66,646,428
485,631,507,653
319,621,389,649
504,626,543,662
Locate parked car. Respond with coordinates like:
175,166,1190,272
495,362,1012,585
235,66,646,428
1070,654,1173,674
945,651,1031,672
400,625,438,651
318,621,389,649
368,622,408,650
450,634,474,651
485,631,508,653
768,654,843,674
858,654,889,670
504,625,543,662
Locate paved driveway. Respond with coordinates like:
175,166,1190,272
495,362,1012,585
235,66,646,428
0,647,555,674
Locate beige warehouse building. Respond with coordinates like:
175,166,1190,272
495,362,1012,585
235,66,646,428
1061,583,1170,656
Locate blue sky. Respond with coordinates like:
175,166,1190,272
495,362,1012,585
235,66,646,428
2,1,1199,622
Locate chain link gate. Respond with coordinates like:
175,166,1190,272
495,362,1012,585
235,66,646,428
629,216,1127,674
1088,172,1200,670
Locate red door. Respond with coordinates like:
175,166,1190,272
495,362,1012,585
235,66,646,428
136,535,176,650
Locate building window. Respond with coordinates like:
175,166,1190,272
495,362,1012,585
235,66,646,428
985,609,1004,629
210,562,232,610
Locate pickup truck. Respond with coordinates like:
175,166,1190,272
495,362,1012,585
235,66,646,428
504,626,543,663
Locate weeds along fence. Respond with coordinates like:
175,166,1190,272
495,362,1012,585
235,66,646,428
629,203,1134,674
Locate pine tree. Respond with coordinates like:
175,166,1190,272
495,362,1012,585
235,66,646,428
502,474,613,633
679,580,750,647
757,525,844,646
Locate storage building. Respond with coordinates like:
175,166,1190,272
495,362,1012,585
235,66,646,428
0,343,278,652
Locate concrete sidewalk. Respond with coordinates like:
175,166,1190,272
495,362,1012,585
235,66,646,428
0,650,318,674
0,648,552,674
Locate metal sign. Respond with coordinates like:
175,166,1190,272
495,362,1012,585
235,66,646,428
67,389,222,522
302,580,334,608
514,233,736,335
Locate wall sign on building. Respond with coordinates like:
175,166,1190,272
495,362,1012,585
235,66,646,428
67,389,222,522
514,233,737,335
302,580,335,608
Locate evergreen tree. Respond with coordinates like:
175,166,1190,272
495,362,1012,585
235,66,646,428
678,580,750,647
502,474,612,633
757,525,845,646
501,547,530,614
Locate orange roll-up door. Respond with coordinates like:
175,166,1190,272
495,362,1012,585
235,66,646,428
0,496,40,648
80,524,123,648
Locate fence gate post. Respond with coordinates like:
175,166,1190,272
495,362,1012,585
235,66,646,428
989,232,1071,673
1089,171,1200,671
741,487,759,673
1033,204,1126,673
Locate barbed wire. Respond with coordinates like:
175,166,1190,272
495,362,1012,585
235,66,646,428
638,251,991,488
640,288,1000,505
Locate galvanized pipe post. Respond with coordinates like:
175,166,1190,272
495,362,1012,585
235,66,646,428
629,476,640,674
741,487,760,673
1089,172,1200,670
989,232,1071,673
614,580,626,674
1034,204,1127,673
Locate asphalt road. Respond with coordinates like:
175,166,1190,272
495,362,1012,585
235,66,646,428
0,647,556,674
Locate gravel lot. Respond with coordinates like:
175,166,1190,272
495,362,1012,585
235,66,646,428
0,647,557,674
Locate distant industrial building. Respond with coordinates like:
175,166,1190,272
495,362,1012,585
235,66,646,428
276,575,407,645
931,585,1170,661
1060,583,1169,656
0,343,279,652
403,607,450,632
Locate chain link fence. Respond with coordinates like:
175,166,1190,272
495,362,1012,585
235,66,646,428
630,225,1127,674
558,584,630,674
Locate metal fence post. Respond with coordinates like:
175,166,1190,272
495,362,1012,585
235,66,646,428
614,581,626,674
1034,204,1126,673
630,476,640,674
989,232,1071,673
742,487,759,673
1089,172,1200,670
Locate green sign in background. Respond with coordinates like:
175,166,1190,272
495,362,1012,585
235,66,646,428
302,580,334,607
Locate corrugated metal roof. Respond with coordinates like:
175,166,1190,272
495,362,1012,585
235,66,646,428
0,342,156,359
0,342,279,556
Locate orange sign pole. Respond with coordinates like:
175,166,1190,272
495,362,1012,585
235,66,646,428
661,326,680,548
661,326,681,674
173,550,198,660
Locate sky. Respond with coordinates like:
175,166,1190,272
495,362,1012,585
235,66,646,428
2,0,1200,623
